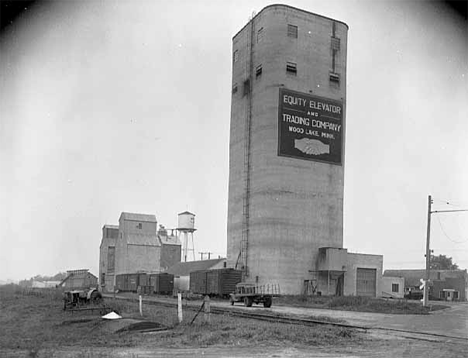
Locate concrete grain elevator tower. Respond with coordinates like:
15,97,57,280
227,5,348,294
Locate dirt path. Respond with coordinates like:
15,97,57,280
2,338,466,358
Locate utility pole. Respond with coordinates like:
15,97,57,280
423,196,468,307
423,195,432,307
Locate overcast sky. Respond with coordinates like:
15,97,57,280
1,0,467,281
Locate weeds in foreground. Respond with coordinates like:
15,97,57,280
0,287,362,351
158,314,360,348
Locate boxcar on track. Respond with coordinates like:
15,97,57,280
190,268,242,296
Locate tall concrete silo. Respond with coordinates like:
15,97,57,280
227,5,348,294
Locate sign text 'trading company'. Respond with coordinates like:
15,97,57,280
278,88,343,164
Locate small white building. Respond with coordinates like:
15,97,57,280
31,280,61,288
311,248,383,297
382,276,405,298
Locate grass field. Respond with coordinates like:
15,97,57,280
0,285,363,354
274,294,448,314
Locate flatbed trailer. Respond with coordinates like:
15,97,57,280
229,283,280,308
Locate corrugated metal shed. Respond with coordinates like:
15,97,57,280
167,259,226,277
127,234,160,246
120,212,157,222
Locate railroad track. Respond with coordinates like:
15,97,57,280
104,294,468,345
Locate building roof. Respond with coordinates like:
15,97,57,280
166,258,226,276
233,4,349,40
347,252,383,258
120,212,157,223
32,281,46,288
127,234,160,246
178,211,195,216
102,224,119,229
66,269,90,275
59,269,97,287
159,234,181,246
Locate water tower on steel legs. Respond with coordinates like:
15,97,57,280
177,211,196,262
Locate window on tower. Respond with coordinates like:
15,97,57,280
286,62,297,75
232,83,238,94
257,27,264,43
256,64,262,78
329,71,340,84
331,37,340,51
287,24,298,38
233,50,239,63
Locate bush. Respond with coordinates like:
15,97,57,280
274,294,443,315
328,296,370,308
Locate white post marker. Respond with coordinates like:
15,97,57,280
139,295,143,316
420,279,426,304
178,293,183,323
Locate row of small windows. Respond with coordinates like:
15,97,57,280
232,24,342,94
232,63,340,95
233,24,300,63
234,25,340,63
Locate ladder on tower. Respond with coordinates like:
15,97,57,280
240,17,255,279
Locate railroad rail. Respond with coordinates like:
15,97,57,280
103,294,468,345
67,305,114,315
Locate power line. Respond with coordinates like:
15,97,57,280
432,197,468,208
436,216,468,244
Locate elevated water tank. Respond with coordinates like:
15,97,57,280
177,211,195,231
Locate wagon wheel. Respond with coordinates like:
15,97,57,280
263,296,272,308
90,291,103,305
244,297,253,307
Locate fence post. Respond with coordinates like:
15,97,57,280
139,295,142,316
204,295,211,324
178,293,183,323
